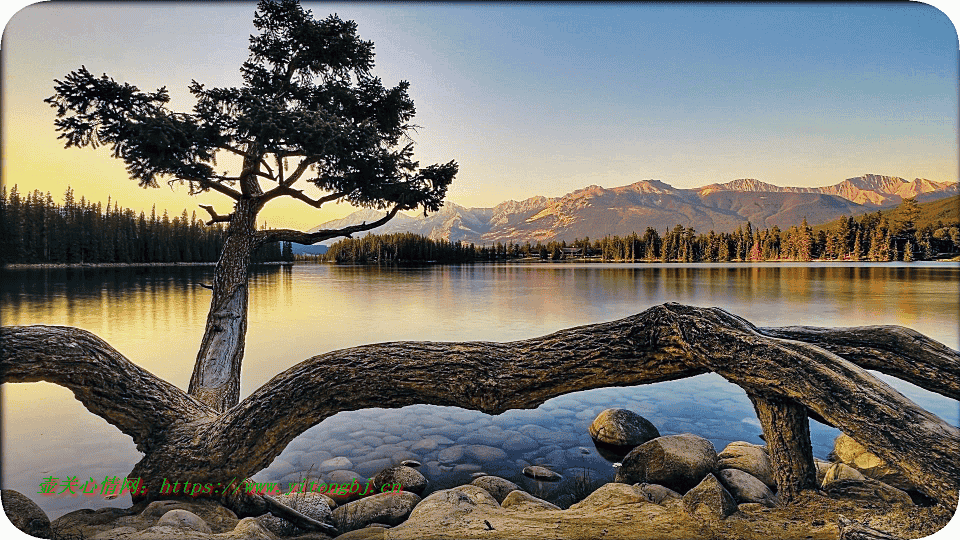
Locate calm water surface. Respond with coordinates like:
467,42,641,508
2,262,958,517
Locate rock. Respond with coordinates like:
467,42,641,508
716,469,777,507
327,469,366,485
637,483,681,504
470,476,520,503
501,490,561,511
52,500,238,539
1,489,52,538
456,427,506,446
332,491,421,533
821,462,866,488
409,438,439,453
568,483,646,511
501,431,539,453
718,441,776,489
92,527,138,538
319,470,369,504
814,459,833,486
588,408,661,447
517,424,577,446
373,466,428,495
452,464,483,475
464,444,508,463
258,491,333,536
832,433,915,491
334,526,387,540
437,445,465,464
822,478,914,506
522,465,562,481
400,460,421,468
157,510,212,534
354,458,396,479
614,433,718,494
682,473,738,519
85,516,274,540
397,485,500,534
321,457,355,473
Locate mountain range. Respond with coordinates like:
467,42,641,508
303,174,958,247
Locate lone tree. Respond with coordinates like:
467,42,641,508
44,0,457,413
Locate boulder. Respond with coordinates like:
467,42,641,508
822,478,914,506
522,465,562,482
614,433,718,493
437,445,465,464
470,476,521,503
682,473,738,519
716,469,776,507
332,491,421,533
390,485,500,536
637,483,681,504
718,441,775,489
51,500,237,539
1,489,52,538
500,490,560,511
333,526,387,540
320,456,355,473
373,465,428,496
832,434,915,491
568,483,646,511
258,491,333,536
588,408,661,448
501,432,539,453
821,462,866,488
157,510,212,534
814,459,833,486
409,438,439,453
464,445,508,463
86,517,274,540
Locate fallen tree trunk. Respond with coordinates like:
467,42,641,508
2,303,958,512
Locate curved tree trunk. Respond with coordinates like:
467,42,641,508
748,394,817,503
2,303,958,514
188,199,260,412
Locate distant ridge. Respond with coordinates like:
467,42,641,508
306,174,958,245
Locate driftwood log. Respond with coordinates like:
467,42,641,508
2,303,958,526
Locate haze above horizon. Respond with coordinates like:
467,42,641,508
3,2,957,230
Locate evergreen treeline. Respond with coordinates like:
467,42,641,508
0,185,294,265
323,198,960,264
323,232,476,263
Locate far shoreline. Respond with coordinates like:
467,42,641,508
4,258,958,270
2,261,293,270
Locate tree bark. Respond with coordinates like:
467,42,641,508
748,393,817,502
188,199,260,412
2,303,958,510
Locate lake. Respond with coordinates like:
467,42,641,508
2,262,958,518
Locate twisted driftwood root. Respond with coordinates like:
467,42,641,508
2,303,958,516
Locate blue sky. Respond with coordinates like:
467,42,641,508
2,2,957,230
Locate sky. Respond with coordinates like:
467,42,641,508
1,1,958,232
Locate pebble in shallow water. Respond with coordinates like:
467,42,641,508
522,465,562,482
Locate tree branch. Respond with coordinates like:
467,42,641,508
280,156,320,188
258,185,347,209
0,325,214,452
211,307,698,479
177,175,242,200
211,304,959,507
216,144,247,158
199,205,233,225
255,203,402,245
758,324,960,400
